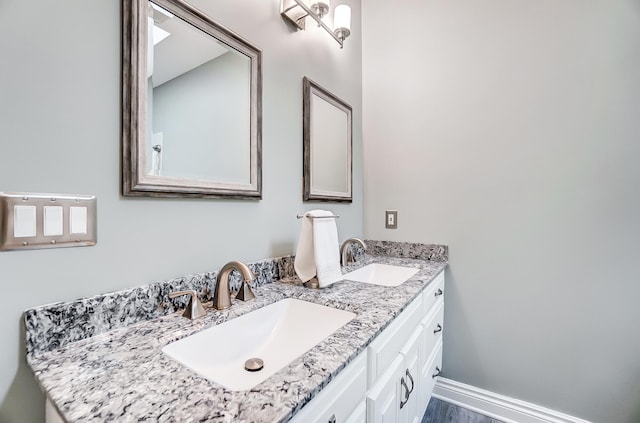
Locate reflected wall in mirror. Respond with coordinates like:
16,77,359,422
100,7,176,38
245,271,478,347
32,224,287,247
122,0,262,198
303,77,352,202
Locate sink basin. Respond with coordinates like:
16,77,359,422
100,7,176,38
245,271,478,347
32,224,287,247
342,263,419,287
162,298,355,391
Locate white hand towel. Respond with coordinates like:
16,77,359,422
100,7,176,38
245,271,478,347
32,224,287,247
294,210,342,288
294,212,316,283
311,211,342,288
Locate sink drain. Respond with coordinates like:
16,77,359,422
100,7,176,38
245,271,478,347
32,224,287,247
244,358,264,372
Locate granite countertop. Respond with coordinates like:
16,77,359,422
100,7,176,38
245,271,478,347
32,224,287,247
27,254,447,422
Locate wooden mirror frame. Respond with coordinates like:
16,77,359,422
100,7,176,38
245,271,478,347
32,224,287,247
302,77,353,202
122,0,262,199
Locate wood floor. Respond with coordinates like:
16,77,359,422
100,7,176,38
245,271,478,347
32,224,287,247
421,398,505,423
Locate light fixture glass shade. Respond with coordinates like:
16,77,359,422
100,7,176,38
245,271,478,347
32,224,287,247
334,4,351,31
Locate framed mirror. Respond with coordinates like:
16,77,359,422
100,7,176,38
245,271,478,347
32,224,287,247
303,77,353,202
122,0,262,198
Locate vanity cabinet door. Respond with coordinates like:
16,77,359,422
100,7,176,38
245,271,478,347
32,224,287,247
289,353,367,423
368,296,423,388
367,327,423,423
366,355,404,423
399,327,422,423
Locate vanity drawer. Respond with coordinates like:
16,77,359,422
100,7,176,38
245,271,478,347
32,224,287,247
419,339,443,415
420,302,444,367
422,271,445,315
367,295,423,388
290,353,367,423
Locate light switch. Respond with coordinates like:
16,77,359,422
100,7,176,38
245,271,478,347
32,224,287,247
70,206,88,234
385,210,398,229
44,206,64,236
1,192,96,251
14,205,37,238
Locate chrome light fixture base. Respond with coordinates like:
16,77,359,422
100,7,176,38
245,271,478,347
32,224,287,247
281,0,307,30
334,27,350,45
310,2,330,20
280,0,349,48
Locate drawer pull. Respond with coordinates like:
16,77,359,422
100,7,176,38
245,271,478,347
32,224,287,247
432,366,441,379
433,323,442,334
405,369,415,394
399,377,410,409
434,288,443,297
328,414,336,423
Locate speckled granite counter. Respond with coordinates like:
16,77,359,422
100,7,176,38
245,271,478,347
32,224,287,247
26,243,447,423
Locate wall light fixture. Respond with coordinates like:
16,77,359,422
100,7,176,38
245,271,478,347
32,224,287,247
281,0,352,48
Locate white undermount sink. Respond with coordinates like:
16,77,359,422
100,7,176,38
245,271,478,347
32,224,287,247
162,298,355,391
342,263,419,287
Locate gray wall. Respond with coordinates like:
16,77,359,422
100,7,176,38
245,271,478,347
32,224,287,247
153,52,251,182
362,1,640,422
0,0,362,422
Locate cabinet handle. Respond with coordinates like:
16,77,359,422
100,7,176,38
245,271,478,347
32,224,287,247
399,377,410,409
432,366,441,379
434,288,443,297
328,414,336,423
405,369,415,395
433,323,442,334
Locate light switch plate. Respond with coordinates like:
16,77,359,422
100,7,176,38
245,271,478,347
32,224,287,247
0,192,97,251
385,210,398,229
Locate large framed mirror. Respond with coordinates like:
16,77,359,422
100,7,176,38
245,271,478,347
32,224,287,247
303,77,353,202
122,0,262,198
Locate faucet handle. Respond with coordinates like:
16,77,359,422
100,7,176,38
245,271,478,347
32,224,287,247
169,290,207,320
235,268,256,302
235,280,256,302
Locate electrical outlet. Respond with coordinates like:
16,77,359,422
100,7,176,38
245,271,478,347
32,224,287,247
385,210,398,229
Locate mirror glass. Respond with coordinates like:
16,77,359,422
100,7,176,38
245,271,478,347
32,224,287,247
123,0,262,198
303,77,352,202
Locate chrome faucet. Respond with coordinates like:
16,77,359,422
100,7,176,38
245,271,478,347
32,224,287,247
340,238,366,266
213,261,256,310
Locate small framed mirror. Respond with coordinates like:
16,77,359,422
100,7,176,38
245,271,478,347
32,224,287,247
122,0,262,198
303,77,353,202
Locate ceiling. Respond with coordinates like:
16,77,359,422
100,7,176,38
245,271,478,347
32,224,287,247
150,3,230,87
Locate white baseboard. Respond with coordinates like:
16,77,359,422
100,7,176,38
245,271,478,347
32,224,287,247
432,378,593,423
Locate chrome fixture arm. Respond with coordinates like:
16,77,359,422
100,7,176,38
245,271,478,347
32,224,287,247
169,290,206,320
340,237,366,266
213,261,257,310
285,0,344,48
296,214,340,219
